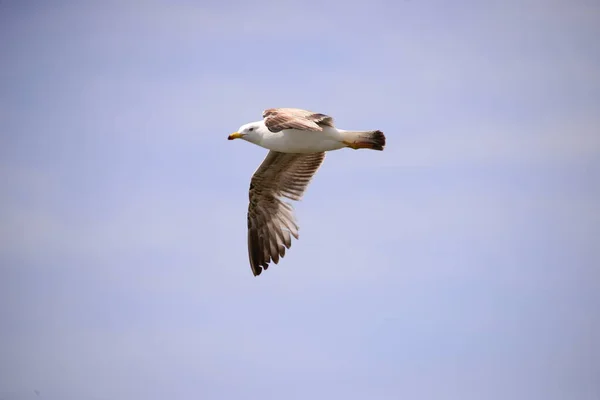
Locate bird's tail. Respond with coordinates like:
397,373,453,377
340,130,386,151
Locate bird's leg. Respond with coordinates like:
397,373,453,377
343,140,368,150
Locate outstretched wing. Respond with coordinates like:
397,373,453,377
262,108,335,132
247,150,326,276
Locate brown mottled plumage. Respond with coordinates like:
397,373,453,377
262,108,335,132
247,151,325,276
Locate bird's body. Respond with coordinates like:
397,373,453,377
239,121,348,153
228,107,386,276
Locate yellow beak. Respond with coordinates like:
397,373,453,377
228,132,243,140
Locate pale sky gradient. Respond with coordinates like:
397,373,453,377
1,1,599,399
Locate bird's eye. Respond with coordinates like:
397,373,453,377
249,128,254,132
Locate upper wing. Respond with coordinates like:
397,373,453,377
262,108,335,133
247,150,326,276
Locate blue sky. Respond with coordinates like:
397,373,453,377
1,1,599,399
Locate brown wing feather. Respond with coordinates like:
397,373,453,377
247,150,326,276
262,108,335,133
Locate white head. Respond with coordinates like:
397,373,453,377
228,121,266,144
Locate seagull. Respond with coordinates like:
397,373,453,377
228,107,386,276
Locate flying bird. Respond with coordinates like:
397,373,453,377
228,108,386,276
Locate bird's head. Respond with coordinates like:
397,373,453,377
228,122,264,143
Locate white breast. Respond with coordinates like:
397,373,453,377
259,127,346,153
